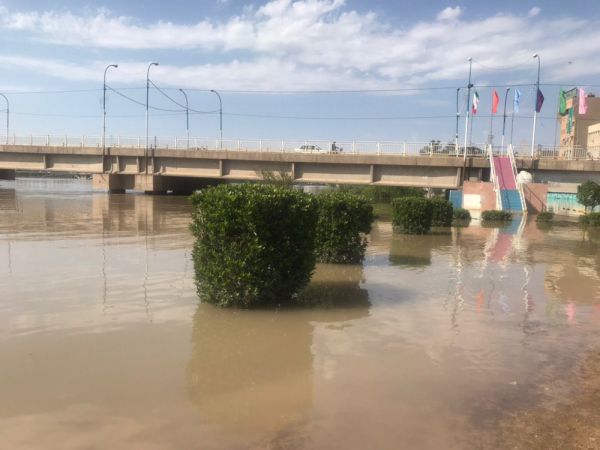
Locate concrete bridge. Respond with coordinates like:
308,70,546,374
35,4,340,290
1,140,599,193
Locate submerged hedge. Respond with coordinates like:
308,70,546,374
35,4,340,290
580,212,600,227
481,210,513,222
315,191,374,264
190,184,318,307
430,198,453,227
391,197,433,234
452,208,472,222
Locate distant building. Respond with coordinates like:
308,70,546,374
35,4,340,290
588,122,600,156
559,88,600,158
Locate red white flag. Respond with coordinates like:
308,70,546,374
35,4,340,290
492,90,499,114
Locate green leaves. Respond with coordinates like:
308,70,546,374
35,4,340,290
577,181,600,213
190,184,318,308
314,191,374,264
481,210,512,222
429,198,453,227
391,197,433,234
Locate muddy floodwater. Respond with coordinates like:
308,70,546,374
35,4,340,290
1,178,600,449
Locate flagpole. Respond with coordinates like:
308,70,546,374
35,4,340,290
463,58,473,162
502,87,510,154
489,90,494,148
531,54,540,157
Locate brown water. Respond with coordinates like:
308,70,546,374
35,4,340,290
1,178,600,449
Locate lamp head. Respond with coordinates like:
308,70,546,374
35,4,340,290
533,53,539,59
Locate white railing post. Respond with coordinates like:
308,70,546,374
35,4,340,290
46,135,50,146
194,138,198,149
81,135,85,147
29,135,32,145
237,140,241,151
403,142,407,156
64,135,68,146
377,142,381,155
281,140,284,152
352,141,356,154
259,140,262,152
175,137,178,149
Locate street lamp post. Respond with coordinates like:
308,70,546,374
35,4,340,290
531,54,541,157
210,89,222,148
0,93,8,144
501,87,510,153
146,62,159,174
179,88,189,149
463,58,473,161
103,64,118,170
455,88,461,156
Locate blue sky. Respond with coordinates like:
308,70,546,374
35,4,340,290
0,0,599,145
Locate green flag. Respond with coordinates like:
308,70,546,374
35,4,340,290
559,89,567,116
567,107,574,134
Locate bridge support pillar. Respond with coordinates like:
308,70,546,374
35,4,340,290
92,174,132,193
0,169,16,180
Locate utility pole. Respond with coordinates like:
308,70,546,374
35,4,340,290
103,64,118,170
0,93,8,144
501,87,510,153
531,54,541,157
179,88,189,149
210,89,222,149
463,58,473,161
145,62,159,174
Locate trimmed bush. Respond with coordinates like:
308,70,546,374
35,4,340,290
430,198,453,227
392,197,433,234
189,184,318,308
481,210,512,222
536,211,554,223
577,181,600,212
580,212,600,228
315,191,374,264
452,208,472,222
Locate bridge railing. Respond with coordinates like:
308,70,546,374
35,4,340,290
0,134,597,160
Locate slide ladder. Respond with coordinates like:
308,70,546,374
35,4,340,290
489,146,524,213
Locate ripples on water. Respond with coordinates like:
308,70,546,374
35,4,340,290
0,178,599,449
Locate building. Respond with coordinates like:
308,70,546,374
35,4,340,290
588,122,600,156
559,88,600,158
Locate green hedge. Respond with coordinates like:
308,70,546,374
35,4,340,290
536,211,554,223
315,191,374,264
392,197,433,234
430,198,453,227
452,208,472,221
580,212,600,227
481,210,512,222
190,184,318,307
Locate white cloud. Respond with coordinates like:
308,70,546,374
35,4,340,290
436,6,462,21
0,1,598,89
528,6,541,17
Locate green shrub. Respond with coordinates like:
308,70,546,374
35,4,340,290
452,208,472,221
392,197,433,234
577,181,600,212
481,210,512,222
580,212,600,227
536,211,555,223
430,198,453,227
315,191,374,264
189,184,318,308
338,185,425,203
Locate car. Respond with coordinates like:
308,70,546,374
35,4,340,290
294,144,324,153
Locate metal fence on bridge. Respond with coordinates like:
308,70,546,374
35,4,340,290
1,134,598,160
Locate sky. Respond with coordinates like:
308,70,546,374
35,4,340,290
0,0,599,146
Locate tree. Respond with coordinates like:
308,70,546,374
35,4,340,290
577,181,600,212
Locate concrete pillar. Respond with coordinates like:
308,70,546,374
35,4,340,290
134,174,167,194
0,169,16,180
92,174,132,193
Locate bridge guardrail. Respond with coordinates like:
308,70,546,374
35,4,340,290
0,135,596,160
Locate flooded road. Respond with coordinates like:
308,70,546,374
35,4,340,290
1,178,600,449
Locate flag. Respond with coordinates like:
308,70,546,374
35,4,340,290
513,89,522,113
472,91,480,115
579,88,588,115
492,90,499,114
559,89,567,116
536,88,544,113
567,107,574,134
